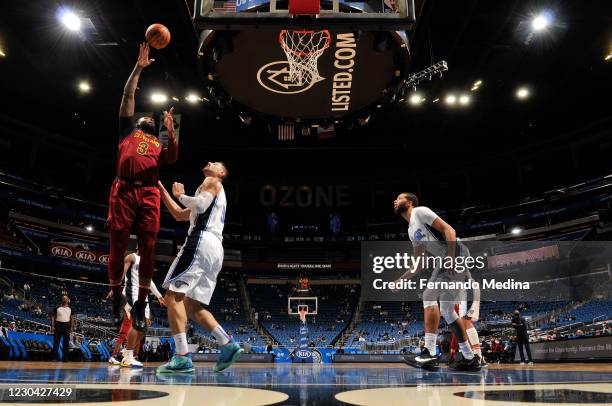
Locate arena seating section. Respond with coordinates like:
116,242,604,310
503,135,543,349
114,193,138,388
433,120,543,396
249,283,359,346
540,299,612,329
347,302,424,345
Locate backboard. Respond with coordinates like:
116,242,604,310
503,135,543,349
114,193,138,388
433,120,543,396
288,296,318,315
193,0,417,31
192,0,418,129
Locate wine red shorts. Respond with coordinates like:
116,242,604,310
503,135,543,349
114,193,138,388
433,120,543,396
107,179,160,233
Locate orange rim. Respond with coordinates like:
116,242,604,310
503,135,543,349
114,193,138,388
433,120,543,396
279,29,331,57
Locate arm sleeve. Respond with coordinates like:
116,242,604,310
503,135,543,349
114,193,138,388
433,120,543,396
119,116,135,141
149,281,163,299
162,137,178,163
179,191,214,213
416,207,438,226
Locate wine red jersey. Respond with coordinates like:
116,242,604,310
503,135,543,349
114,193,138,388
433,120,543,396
116,116,177,182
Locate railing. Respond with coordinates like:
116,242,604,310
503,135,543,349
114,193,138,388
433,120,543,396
74,319,118,339
1,311,51,332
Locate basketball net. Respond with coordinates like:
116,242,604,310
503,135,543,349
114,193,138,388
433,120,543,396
279,30,331,86
298,309,307,324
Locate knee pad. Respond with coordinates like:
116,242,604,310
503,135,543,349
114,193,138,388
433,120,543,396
439,301,459,324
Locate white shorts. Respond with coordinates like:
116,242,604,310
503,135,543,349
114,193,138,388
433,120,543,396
163,231,224,305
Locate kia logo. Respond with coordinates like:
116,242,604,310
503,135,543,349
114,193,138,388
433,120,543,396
99,255,109,265
75,250,96,262
51,246,73,257
296,350,311,358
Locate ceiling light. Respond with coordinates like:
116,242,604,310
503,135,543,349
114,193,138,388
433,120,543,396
151,92,168,103
511,227,522,235
78,81,91,93
59,9,81,31
531,12,552,32
85,225,94,232
185,93,200,104
445,94,457,105
409,93,424,106
516,87,530,100
459,94,470,105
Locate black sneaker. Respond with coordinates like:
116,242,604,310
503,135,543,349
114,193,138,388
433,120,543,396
130,300,147,332
403,348,440,371
112,293,126,329
449,354,481,372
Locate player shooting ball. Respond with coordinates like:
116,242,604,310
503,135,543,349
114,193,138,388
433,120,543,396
107,42,178,333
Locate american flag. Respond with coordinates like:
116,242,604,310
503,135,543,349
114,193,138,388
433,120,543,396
278,124,295,141
214,0,237,12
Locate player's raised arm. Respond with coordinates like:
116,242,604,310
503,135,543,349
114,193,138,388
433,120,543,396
162,107,178,163
173,178,220,213
119,43,154,117
159,181,190,221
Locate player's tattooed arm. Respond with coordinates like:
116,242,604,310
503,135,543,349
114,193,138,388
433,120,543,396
119,43,154,117
159,181,191,221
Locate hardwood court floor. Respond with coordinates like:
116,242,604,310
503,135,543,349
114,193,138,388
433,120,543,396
0,361,611,405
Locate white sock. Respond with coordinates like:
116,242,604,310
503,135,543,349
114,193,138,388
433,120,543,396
424,333,437,356
211,325,231,346
466,327,482,357
124,349,134,360
459,341,474,360
173,333,189,355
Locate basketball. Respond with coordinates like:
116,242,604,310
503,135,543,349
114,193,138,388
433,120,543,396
145,23,171,49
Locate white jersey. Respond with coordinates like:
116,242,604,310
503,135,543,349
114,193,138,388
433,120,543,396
164,185,226,305
187,185,226,242
409,206,480,316
123,254,141,306
123,254,162,306
408,206,451,257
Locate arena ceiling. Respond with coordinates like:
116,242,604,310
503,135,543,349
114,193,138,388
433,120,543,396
0,0,611,184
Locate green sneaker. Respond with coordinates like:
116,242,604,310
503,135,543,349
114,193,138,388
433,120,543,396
213,340,243,373
156,353,195,374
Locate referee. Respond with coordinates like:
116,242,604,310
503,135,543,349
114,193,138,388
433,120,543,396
51,295,74,361
512,309,533,365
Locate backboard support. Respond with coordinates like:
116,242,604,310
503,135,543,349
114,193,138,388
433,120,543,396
193,0,416,30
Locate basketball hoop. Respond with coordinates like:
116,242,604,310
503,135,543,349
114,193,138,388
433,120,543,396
279,30,331,87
